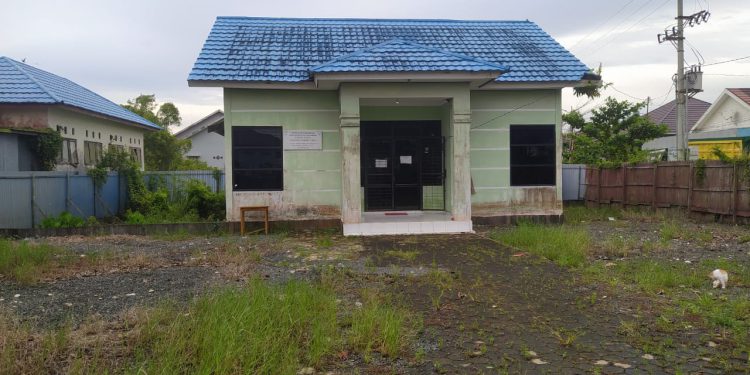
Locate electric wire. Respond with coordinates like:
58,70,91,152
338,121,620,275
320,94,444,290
703,55,750,66
568,0,637,51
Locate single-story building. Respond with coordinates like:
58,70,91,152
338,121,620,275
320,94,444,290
174,109,225,169
641,97,711,160
689,88,750,159
188,17,597,235
0,56,159,172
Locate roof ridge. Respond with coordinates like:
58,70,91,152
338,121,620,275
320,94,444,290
3,57,62,103
216,16,532,24
310,38,508,73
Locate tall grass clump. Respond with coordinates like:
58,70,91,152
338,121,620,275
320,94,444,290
490,223,590,267
348,289,421,361
0,239,63,284
134,279,340,374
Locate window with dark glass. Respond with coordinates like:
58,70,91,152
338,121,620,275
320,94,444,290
510,125,556,186
232,126,283,191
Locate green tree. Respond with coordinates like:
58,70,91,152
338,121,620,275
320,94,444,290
122,95,210,171
563,97,667,166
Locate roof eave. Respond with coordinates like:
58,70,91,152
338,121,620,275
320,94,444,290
56,104,160,131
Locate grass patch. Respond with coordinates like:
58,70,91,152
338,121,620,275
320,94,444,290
0,240,67,284
349,289,421,362
563,205,622,223
135,279,341,374
133,279,421,373
384,249,419,262
490,223,590,267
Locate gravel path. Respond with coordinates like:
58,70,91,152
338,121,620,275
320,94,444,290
0,266,220,327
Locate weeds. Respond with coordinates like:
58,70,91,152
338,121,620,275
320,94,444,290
564,205,622,223
349,289,421,362
384,249,419,262
490,223,590,267
135,279,341,374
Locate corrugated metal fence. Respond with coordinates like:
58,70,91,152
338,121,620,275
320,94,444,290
585,161,750,220
0,170,224,229
562,164,587,201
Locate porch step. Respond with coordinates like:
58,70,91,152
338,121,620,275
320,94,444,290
343,220,473,236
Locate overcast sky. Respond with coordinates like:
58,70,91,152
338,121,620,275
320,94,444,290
2,0,749,129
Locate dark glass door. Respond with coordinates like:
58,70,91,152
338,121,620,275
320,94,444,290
361,121,443,211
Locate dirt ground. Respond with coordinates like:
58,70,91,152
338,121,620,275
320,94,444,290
1,215,749,374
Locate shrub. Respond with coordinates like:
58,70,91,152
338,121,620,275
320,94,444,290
185,180,225,220
40,212,85,229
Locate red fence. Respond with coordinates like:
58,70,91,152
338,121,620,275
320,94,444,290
585,161,750,220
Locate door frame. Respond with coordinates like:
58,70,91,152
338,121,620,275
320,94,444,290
360,120,444,212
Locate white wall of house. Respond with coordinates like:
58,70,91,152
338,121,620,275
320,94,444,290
693,94,750,133
47,107,147,171
183,127,225,169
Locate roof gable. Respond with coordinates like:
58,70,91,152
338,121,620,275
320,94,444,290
692,89,750,132
0,57,159,129
189,17,591,84
310,39,508,74
646,97,711,134
174,110,224,139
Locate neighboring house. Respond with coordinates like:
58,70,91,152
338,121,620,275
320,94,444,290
174,110,225,169
689,88,750,159
188,17,597,235
641,97,711,160
0,56,159,172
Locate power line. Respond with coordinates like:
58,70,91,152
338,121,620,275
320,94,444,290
568,0,637,51
584,0,671,57
610,86,647,101
470,92,555,130
704,73,750,77
703,55,750,66
577,0,657,56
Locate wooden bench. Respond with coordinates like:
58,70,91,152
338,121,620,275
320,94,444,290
239,206,269,235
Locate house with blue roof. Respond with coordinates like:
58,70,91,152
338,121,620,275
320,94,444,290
0,56,159,172
188,17,598,235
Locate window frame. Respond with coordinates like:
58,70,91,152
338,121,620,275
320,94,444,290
129,146,142,164
57,138,78,165
84,141,103,166
509,124,557,187
231,126,283,192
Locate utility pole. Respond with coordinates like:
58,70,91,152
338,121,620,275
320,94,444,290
658,1,709,161
676,0,686,160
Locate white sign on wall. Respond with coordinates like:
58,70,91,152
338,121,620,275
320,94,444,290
283,131,322,150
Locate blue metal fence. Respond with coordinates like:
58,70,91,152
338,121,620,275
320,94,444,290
562,164,587,201
0,170,224,229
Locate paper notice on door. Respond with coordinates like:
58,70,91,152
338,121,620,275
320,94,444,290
399,155,412,164
375,159,387,168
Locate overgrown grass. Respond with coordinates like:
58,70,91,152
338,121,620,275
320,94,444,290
0,239,153,285
0,240,65,284
490,223,590,267
135,279,340,374
132,279,421,373
349,289,421,362
384,249,419,262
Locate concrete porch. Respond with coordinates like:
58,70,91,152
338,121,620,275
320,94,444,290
343,211,472,236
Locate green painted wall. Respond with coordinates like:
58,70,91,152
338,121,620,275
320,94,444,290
223,89,342,220
469,90,562,215
222,85,563,221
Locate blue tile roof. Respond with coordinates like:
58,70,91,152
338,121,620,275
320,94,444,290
189,17,591,83
310,39,509,73
0,57,159,129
